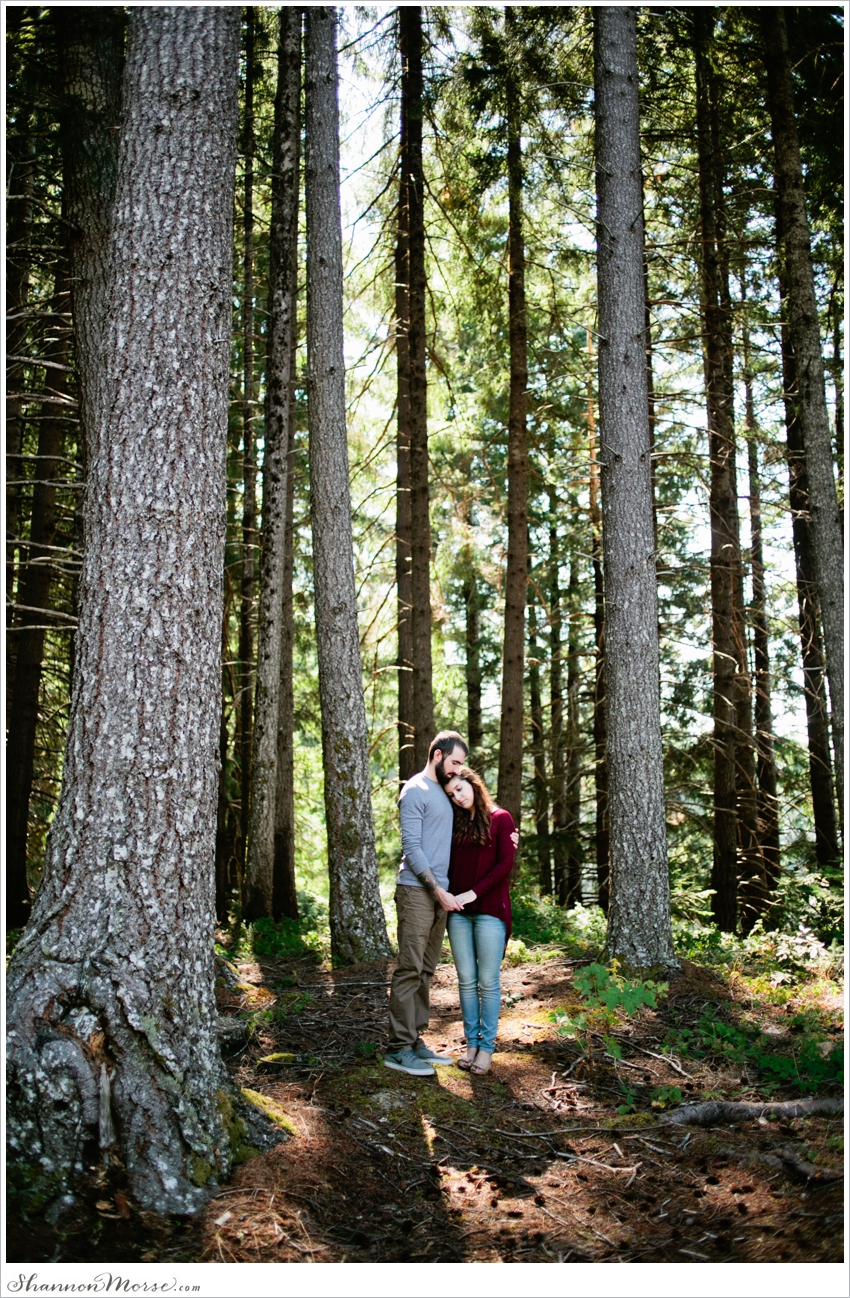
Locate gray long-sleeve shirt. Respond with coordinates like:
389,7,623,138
397,771,454,890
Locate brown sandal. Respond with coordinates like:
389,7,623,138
470,1050,492,1076
456,1049,478,1071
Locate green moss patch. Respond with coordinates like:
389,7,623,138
241,1088,298,1136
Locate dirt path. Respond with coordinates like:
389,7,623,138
9,953,843,1265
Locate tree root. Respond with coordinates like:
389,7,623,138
661,1096,843,1127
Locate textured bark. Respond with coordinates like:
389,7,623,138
5,267,71,930
6,7,241,1213
400,5,434,770
6,126,35,628
239,10,258,879
594,7,675,970
588,337,609,911
761,6,844,802
304,7,390,965
244,7,301,923
273,360,299,923
743,321,781,892
57,4,124,467
548,493,567,904
693,13,738,933
564,553,582,909
395,17,415,784
528,589,552,896
780,279,840,866
665,1096,843,1128
497,7,529,826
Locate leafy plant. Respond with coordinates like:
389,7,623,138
651,1085,683,1110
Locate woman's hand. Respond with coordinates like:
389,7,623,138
454,890,477,907
510,829,519,850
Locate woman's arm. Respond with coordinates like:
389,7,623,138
467,810,516,900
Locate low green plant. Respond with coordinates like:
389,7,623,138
664,1011,843,1094
650,1084,683,1110
573,961,668,1014
354,1041,378,1059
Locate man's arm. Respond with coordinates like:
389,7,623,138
399,789,461,910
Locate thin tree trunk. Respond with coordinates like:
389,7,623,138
528,584,552,896
588,333,609,911
243,6,301,923
6,6,241,1212
304,6,390,965
240,9,257,876
594,7,675,969
395,13,415,783
497,5,529,825
6,128,35,637
693,12,738,933
761,6,844,802
462,528,483,753
273,355,299,923
6,266,71,930
742,315,781,892
830,293,843,529
548,488,567,904
780,276,840,865
216,581,234,921
564,552,582,909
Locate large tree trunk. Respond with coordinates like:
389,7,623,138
594,6,675,970
693,12,739,933
548,490,567,904
273,356,299,923
239,9,257,878
528,584,552,896
497,6,529,825
6,118,35,637
780,279,840,866
401,6,435,768
587,334,609,911
304,7,390,965
564,552,583,908
5,266,71,930
395,15,415,783
6,7,241,1213
742,318,781,893
761,6,844,801
243,7,301,922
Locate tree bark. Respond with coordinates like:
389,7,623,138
6,6,241,1213
528,584,552,896
761,6,844,802
742,317,781,892
693,11,739,933
780,277,840,866
548,489,567,904
273,356,299,923
564,552,582,908
497,6,529,826
304,7,390,965
587,334,609,911
594,6,675,970
400,5,434,770
243,6,301,923
239,8,257,878
5,266,71,930
6,125,35,635
461,525,483,753
395,14,415,784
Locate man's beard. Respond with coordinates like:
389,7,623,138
435,757,450,786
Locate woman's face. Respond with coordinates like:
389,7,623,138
446,776,475,811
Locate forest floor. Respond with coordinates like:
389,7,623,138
11,941,844,1267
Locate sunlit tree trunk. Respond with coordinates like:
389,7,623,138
6,6,241,1212
395,14,415,783
244,6,301,922
761,5,844,803
548,489,567,902
564,553,582,908
497,6,529,825
594,6,675,969
528,583,552,896
305,6,390,964
273,355,299,923
587,336,609,911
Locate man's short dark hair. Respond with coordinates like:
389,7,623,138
429,730,468,763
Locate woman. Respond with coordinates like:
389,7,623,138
444,766,516,1076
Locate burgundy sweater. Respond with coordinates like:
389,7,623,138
448,806,515,940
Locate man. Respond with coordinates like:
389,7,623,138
383,730,468,1077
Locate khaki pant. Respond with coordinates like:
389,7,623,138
387,885,447,1052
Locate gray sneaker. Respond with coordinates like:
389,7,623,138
413,1043,455,1066
383,1049,436,1077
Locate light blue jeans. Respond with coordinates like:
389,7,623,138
447,912,507,1055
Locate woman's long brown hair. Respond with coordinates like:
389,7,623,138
451,766,495,845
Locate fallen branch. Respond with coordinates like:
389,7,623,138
662,1096,843,1127
764,1145,843,1185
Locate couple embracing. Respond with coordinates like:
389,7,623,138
384,730,517,1079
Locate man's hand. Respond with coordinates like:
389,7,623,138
454,890,477,907
434,887,463,912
